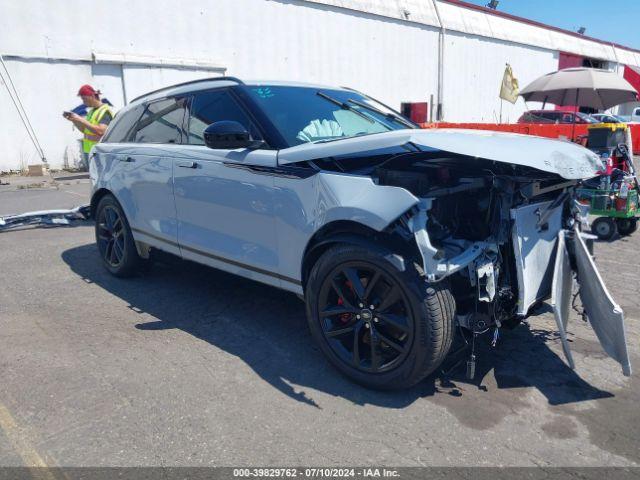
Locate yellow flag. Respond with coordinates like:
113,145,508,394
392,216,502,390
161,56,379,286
500,64,519,104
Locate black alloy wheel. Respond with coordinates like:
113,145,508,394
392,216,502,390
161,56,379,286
94,194,143,277
97,205,126,268
306,244,456,389
317,262,413,374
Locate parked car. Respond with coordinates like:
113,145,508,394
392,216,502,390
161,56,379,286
591,113,630,123
90,78,631,388
600,114,640,124
626,106,640,123
517,110,598,124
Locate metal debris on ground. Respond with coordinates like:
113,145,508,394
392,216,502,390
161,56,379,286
0,205,90,232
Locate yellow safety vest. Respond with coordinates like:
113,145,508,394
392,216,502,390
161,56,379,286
82,103,114,153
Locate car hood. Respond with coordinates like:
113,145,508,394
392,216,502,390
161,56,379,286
277,129,602,179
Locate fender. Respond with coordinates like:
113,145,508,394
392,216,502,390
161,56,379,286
302,232,407,288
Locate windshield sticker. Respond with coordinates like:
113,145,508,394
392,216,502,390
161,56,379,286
252,87,275,99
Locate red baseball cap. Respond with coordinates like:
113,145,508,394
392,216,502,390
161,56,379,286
77,84,98,96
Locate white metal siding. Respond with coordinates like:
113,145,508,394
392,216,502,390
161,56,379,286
0,59,224,171
0,0,638,170
443,32,558,122
307,0,640,66
1,0,441,170
0,59,92,170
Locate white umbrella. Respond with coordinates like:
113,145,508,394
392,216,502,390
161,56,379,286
520,67,638,110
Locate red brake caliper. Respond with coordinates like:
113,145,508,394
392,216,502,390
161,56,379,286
338,280,355,324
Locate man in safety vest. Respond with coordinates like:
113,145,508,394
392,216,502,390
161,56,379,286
62,85,115,170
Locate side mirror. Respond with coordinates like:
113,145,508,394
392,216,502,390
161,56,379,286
203,121,264,149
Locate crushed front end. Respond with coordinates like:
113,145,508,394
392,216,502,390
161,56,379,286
282,128,632,377
377,150,631,377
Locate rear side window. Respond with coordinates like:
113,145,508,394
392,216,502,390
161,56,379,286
524,112,550,122
102,105,144,143
133,97,188,144
187,89,262,145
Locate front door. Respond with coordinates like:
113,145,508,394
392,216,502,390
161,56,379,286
173,88,283,288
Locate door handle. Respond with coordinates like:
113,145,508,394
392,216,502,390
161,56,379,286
121,156,135,163
177,161,198,169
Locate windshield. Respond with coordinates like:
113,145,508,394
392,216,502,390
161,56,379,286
577,112,599,123
246,85,413,147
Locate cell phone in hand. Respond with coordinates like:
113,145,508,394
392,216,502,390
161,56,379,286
63,111,73,117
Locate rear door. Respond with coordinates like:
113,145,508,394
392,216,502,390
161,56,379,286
92,104,144,192
119,96,189,256
173,88,284,288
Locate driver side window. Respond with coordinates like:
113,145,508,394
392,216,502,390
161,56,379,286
187,89,262,145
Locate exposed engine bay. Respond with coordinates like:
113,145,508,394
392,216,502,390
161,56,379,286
308,149,578,332
372,152,576,334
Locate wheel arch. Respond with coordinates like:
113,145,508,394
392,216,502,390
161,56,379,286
300,219,412,289
90,188,114,219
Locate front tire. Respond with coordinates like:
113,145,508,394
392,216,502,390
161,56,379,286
95,194,142,277
305,244,455,390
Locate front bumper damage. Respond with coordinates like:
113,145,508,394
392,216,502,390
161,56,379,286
408,200,632,377
554,228,632,376
0,205,90,231
408,199,488,282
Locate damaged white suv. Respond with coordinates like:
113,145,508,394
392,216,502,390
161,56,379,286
90,78,631,389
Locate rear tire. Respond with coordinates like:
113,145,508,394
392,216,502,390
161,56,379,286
592,217,617,240
616,218,637,236
95,194,143,277
305,244,455,390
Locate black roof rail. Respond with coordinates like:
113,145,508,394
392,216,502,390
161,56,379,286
130,76,245,103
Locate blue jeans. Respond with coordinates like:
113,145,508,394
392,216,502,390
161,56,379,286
80,152,89,171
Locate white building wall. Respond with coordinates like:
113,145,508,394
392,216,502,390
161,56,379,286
0,58,224,171
1,0,639,171
0,59,92,170
312,0,640,67
443,32,558,122
1,0,441,171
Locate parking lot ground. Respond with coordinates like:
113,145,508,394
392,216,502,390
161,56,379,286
0,181,638,467
0,175,89,215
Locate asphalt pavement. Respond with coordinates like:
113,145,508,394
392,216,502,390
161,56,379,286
0,177,638,467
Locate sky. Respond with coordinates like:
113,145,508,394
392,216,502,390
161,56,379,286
463,0,640,50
